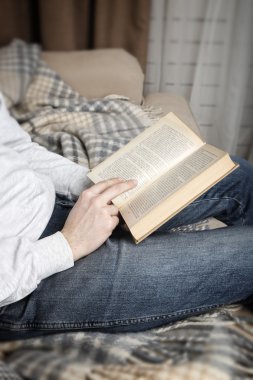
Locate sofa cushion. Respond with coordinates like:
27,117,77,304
41,49,144,104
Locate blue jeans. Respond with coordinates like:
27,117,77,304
0,157,253,341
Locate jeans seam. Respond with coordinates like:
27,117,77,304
193,196,246,225
0,303,222,330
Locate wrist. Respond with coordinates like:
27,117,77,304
61,229,83,261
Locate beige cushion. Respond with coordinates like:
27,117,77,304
144,92,202,137
41,49,144,104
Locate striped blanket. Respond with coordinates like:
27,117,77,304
0,40,253,380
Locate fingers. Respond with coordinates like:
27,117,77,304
111,215,120,229
88,178,124,196
106,204,119,216
84,178,138,205
99,179,137,204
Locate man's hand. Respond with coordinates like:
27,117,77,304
61,178,137,261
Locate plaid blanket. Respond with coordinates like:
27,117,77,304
0,40,253,380
0,39,154,170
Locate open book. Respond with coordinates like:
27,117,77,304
88,112,238,243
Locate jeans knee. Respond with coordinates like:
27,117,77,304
231,156,253,179
230,156,253,192
230,156,253,225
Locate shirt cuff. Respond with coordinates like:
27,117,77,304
68,164,92,198
34,231,74,281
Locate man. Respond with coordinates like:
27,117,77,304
0,92,253,341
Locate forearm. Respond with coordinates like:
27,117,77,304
0,233,73,307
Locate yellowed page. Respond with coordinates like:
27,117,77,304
130,157,238,243
120,144,227,227
88,112,204,207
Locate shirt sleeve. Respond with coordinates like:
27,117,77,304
0,93,91,198
0,232,74,307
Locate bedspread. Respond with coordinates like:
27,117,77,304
0,40,252,380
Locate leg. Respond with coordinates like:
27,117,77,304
0,226,252,339
161,156,253,230
0,157,252,340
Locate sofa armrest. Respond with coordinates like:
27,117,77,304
144,93,202,137
41,49,144,105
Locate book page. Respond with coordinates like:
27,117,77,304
131,156,238,243
88,112,204,207
120,144,225,227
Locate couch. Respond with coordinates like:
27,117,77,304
0,45,252,380
41,48,201,136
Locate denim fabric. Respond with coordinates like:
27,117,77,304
0,156,253,340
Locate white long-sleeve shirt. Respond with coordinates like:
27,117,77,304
0,93,90,307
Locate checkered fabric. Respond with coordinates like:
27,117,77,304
0,39,154,169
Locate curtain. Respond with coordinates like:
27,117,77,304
0,0,150,70
145,0,253,162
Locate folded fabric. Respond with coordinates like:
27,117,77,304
0,39,153,169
